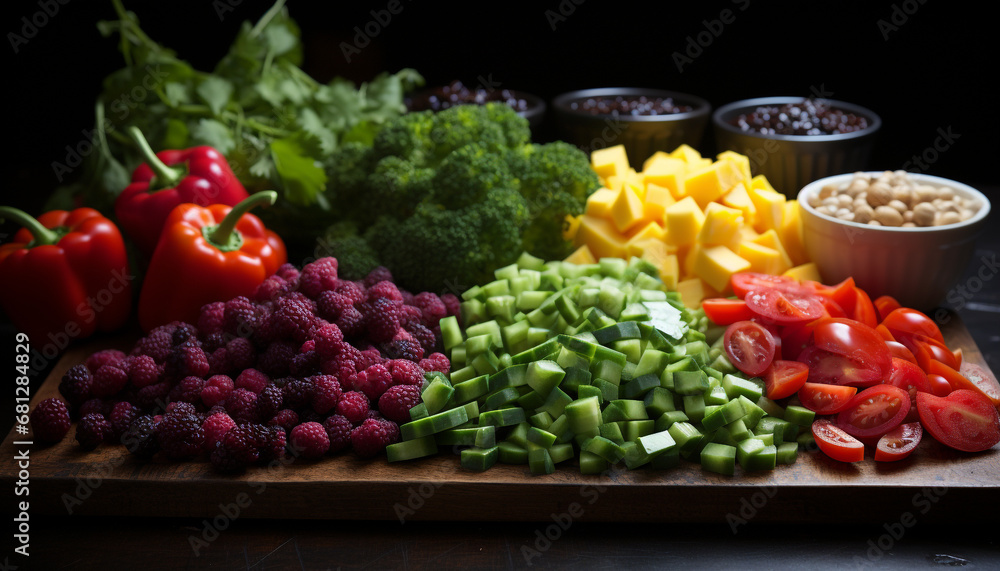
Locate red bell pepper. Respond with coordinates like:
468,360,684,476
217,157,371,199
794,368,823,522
115,126,249,257
137,191,287,332
0,206,133,347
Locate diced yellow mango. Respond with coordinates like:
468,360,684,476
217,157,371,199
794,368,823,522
721,182,757,222
738,241,791,276
591,144,630,180
716,150,752,184
738,225,760,242
783,262,822,283
610,186,646,233
669,144,702,163
676,277,710,309
698,202,743,249
642,156,687,199
563,214,581,241
751,174,776,193
605,174,624,191
780,201,808,266
692,245,751,293
624,169,645,199
747,185,786,232
565,244,596,265
751,229,794,270
626,220,666,243
574,215,627,260
683,159,745,208
641,151,673,172
663,197,705,247
654,252,680,291
584,188,618,218
682,242,702,278
641,183,675,224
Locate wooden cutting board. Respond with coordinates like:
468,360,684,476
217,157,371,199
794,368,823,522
3,313,997,524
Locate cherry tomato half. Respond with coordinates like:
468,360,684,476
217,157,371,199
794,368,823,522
926,374,954,398
797,346,884,387
874,422,922,462
764,360,809,400
744,288,825,326
723,320,776,377
928,361,1000,407
812,318,892,378
805,277,858,314
881,307,945,345
798,382,858,415
886,357,933,423
836,384,911,443
849,288,878,329
885,340,918,365
703,298,755,326
731,272,806,299
812,419,865,462
916,389,1000,453
873,295,902,323
910,334,961,372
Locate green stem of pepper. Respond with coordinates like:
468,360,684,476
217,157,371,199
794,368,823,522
204,191,277,252
0,206,62,247
128,126,186,191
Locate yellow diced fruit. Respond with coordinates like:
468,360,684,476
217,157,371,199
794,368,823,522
624,169,645,199
641,183,675,224
751,174,777,193
626,220,666,243
783,262,822,283
584,188,618,218
565,244,596,265
654,252,680,291
641,151,673,172
676,278,710,309
747,185,786,232
698,203,744,249
721,182,757,222
780,201,808,266
738,225,760,242
563,214,581,241
716,150,753,184
691,245,751,293
663,197,706,247
591,144,630,180
738,241,791,276
641,156,687,199
574,215,628,260
682,242,702,279
610,186,645,233
605,174,625,191
683,159,745,208
751,229,794,270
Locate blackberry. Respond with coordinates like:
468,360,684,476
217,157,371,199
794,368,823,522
210,424,259,472
108,401,139,440
59,364,93,411
256,340,296,378
289,350,320,377
316,291,353,323
136,381,172,413
156,412,206,460
381,338,424,363
29,398,72,443
405,322,439,356
255,384,285,424
282,378,315,411
76,413,112,450
122,414,160,458
225,337,256,371
335,306,366,338
165,343,210,379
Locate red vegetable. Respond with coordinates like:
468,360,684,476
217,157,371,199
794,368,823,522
836,384,911,443
723,320,775,377
798,382,857,415
744,288,824,325
764,360,809,400
811,419,864,463
874,422,922,462
916,390,1000,453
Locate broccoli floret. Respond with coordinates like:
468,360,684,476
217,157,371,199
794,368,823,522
509,141,601,261
366,156,434,223
326,141,376,222
426,103,524,164
483,101,531,148
431,143,512,210
318,221,381,281
371,111,436,164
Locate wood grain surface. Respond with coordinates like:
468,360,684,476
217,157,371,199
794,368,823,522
3,312,997,524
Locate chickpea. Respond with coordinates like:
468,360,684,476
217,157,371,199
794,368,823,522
913,202,936,226
809,173,979,227
874,205,904,226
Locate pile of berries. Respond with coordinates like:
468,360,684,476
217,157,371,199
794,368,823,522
30,257,458,473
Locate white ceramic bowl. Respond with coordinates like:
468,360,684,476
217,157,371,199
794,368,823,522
797,172,991,311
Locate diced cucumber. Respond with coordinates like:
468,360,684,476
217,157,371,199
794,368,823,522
422,378,455,415
576,383,603,404
498,441,528,464
526,360,566,396
590,359,623,386
440,316,463,351
591,378,619,402
386,435,439,462
592,321,642,345
682,393,706,423
621,373,661,399
667,421,704,454
400,406,470,440
634,349,670,377
435,426,496,449
478,407,527,428
783,405,816,427
599,421,625,444
539,387,573,418
527,426,558,449
579,451,609,475
638,429,677,455
673,370,710,395
776,442,798,464
453,374,490,404
511,337,561,365
736,437,765,468
529,411,554,430
488,364,528,392
582,436,626,463
654,410,689,431
409,402,429,421
461,446,500,472
722,374,764,401
549,442,575,464
528,448,556,475
483,386,521,411
623,420,655,442
700,443,737,476
643,386,676,417
743,444,777,471
465,321,503,349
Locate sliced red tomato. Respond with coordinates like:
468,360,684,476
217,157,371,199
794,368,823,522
917,389,1000,452
874,324,895,342
953,348,964,367
797,346,884,387
849,288,878,329
929,361,1000,407
881,307,945,345
811,318,892,378
836,384,911,442
926,374,954,398
816,295,847,319
910,334,961,371
885,340,918,365
805,277,858,314
723,320,776,377
703,298,754,325
744,288,825,326
886,357,932,423
764,360,809,400
874,422,922,462
731,272,806,299
811,419,865,462
873,295,902,323
779,322,815,362
798,382,858,414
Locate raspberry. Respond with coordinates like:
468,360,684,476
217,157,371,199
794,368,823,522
312,323,345,361
381,338,424,363
29,398,71,443
276,262,301,284
259,425,287,463
59,364,93,410
387,359,425,386
300,339,316,353
170,375,206,405
350,418,396,458
221,337,254,370
108,401,139,440
441,293,461,319
170,322,199,345
201,375,235,408
399,289,415,306
405,322,438,356
136,381,171,412
256,340,296,378
323,357,358,389
289,350,320,377
165,401,198,416
335,391,370,424
322,414,353,453
352,363,393,401
363,267,394,288
299,257,339,299
254,274,292,303
397,304,424,329
78,398,108,419
123,415,160,458
84,349,127,373
156,412,206,459
165,343,210,379
289,421,330,460
202,411,236,448
412,291,447,328
207,347,230,376
132,329,173,363
197,301,226,336
225,388,259,424
91,364,129,398
378,417,401,443
268,408,299,432
210,424,259,472
317,291,353,323
335,306,366,338
76,413,112,450
282,378,315,411
378,385,422,424
223,296,260,337
364,297,401,343
366,281,404,305
334,280,367,306
125,354,161,388
419,352,451,374
235,368,270,394
270,296,319,343
255,383,284,421
311,375,343,414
